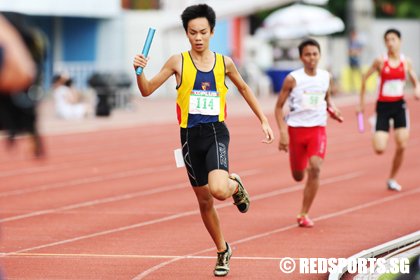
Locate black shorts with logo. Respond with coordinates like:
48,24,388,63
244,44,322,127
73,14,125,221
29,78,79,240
180,121,229,187
376,99,408,132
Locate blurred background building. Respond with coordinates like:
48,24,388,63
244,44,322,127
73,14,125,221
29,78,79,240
0,0,419,99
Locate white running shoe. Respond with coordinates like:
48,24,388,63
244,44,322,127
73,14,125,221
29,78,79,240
387,179,402,191
214,243,232,277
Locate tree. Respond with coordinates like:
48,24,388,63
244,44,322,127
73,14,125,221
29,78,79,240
327,0,420,22
373,0,420,18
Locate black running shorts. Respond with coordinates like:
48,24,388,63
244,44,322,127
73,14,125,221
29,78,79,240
180,122,230,187
376,99,408,132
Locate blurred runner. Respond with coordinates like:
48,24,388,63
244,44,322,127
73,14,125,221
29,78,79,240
357,29,420,191
0,12,37,280
0,12,48,157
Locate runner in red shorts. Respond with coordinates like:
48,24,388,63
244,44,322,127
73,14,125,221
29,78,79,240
275,38,342,227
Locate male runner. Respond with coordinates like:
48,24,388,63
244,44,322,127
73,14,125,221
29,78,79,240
0,13,36,280
275,38,341,227
357,29,420,191
133,4,274,277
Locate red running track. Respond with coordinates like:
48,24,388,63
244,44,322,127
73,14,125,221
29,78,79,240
0,96,419,280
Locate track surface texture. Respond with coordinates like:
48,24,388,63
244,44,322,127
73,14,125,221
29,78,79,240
0,94,419,280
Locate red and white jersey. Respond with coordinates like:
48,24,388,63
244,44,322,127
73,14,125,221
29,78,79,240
377,53,406,102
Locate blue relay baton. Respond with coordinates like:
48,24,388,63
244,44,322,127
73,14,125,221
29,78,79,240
136,28,156,76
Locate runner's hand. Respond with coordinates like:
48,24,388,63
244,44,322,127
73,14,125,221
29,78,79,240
356,103,364,114
414,87,420,100
278,132,289,152
261,122,274,144
133,54,149,71
333,108,342,119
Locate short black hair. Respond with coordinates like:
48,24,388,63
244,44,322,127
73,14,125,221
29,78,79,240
384,29,401,39
65,78,73,87
298,38,321,56
181,4,216,32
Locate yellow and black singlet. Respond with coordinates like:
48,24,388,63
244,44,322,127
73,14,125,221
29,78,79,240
176,51,228,128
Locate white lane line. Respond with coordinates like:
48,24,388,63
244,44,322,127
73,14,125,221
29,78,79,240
0,164,174,198
250,171,364,200
2,127,400,198
6,252,288,260
0,172,364,257
0,168,267,223
0,170,357,223
0,149,169,178
133,187,420,279
0,182,189,223
0,209,201,257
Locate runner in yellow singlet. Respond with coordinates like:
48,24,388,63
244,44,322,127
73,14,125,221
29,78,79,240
133,4,274,277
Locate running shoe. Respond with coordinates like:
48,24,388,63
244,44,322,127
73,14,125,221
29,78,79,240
229,173,250,213
387,179,402,191
297,214,314,227
214,243,232,277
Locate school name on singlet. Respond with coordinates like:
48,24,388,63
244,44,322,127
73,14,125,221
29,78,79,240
189,90,220,115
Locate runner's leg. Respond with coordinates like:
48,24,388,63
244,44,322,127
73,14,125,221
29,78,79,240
292,170,305,182
289,126,308,182
300,155,323,214
373,131,389,154
389,127,409,180
208,170,238,201
192,184,227,252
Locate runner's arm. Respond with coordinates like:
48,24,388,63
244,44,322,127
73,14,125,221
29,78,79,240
325,73,341,119
0,14,36,93
405,57,420,100
274,74,295,152
225,56,274,144
358,56,382,112
133,54,181,97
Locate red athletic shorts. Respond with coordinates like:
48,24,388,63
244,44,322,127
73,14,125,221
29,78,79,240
288,126,327,171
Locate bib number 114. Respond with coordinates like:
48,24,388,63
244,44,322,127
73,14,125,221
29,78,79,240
189,91,220,116
196,97,214,110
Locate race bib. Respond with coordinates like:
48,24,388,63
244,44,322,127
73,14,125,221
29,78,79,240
382,79,404,97
302,90,326,109
189,90,220,115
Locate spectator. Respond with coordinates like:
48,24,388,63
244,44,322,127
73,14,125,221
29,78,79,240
53,75,92,120
349,30,363,92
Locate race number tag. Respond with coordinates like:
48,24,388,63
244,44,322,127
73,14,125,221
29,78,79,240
382,79,404,97
302,90,326,109
189,90,220,115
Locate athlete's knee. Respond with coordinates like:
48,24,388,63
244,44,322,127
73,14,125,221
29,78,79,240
373,131,389,154
292,171,305,182
395,145,406,154
308,165,321,178
307,162,321,178
307,157,322,177
374,147,385,155
395,138,408,150
210,185,229,201
373,143,387,154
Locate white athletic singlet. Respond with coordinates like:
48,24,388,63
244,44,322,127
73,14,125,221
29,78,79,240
286,68,330,127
